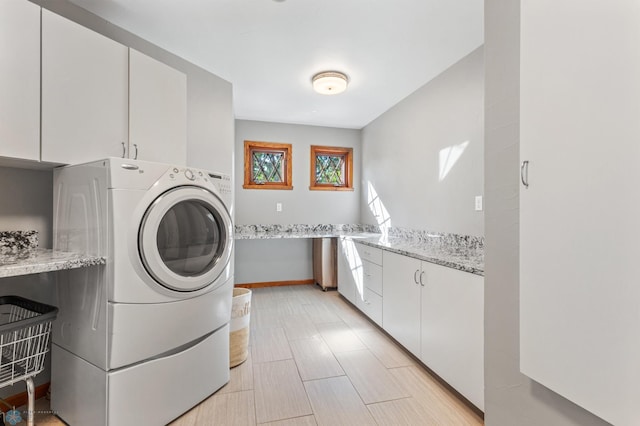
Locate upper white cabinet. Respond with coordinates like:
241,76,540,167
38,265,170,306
382,251,421,356
0,0,40,161
41,9,128,165
520,2,640,425
420,262,483,411
129,49,187,165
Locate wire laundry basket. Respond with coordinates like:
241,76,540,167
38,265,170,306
0,296,57,426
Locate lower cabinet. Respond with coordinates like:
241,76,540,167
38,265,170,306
382,252,422,356
354,243,383,326
382,250,484,411
337,239,382,325
337,237,358,305
338,240,484,411
420,262,484,411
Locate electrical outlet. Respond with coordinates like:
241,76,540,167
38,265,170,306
475,196,483,211
276,202,282,212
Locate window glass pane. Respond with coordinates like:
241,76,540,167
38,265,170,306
315,154,345,185
251,150,285,183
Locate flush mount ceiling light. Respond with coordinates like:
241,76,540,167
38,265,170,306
312,71,349,95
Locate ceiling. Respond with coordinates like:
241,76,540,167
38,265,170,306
67,0,484,129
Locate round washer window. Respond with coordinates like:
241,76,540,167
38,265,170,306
139,186,233,292
156,200,225,277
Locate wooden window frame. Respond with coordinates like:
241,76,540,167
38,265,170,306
309,145,354,191
243,140,293,190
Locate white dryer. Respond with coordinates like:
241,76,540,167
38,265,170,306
51,158,234,426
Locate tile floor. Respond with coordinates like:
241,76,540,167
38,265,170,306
21,284,483,425
171,284,483,426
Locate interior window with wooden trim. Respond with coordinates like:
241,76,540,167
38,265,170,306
309,145,353,191
243,140,293,190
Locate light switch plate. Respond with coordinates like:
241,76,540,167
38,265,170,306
475,196,483,211
276,202,282,212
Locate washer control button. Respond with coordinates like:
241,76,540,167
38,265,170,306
184,169,195,181
173,167,179,173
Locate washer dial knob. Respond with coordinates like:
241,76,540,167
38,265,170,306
184,169,195,181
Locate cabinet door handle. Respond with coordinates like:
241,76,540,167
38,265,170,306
419,271,425,287
121,142,126,158
521,160,529,188
413,269,420,285
133,143,138,160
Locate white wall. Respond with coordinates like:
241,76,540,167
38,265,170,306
234,119,361,284
484,1,608,425
361,47,484,237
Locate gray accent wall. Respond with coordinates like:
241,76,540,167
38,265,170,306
361,47,484,237
234,120,361,284
484,1,609,425
0,167,53,248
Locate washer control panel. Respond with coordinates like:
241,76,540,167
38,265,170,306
210,173,232,195
167,166,231,195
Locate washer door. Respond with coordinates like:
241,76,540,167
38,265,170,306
139,186,232,292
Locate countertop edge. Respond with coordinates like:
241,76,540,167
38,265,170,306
0,249,106,279
354,239,484,277
235,231,484,276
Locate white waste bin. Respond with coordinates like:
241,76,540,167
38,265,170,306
229,288,251,367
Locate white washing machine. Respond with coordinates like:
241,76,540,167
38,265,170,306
50,158,234,425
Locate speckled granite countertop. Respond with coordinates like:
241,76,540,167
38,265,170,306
0,250,105,278
351,235,483,276
234,224,380,240
235,224,484,276
0,231,105,278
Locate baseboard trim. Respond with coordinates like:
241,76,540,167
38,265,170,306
0,382,49,412
235,279,315,289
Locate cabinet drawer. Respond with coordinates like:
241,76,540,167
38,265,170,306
363,261,383,296
356,243,383,266
361,288,382,326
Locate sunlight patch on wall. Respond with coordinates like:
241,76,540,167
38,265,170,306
340,238,363,300
439,140,469,181
367,181,391,236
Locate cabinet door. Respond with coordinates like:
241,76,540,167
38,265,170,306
129,49,187,165
420,263,484,410
41,10,128,165
0,0,40,161
382,251,421,356
355,242,383,266
363,261,382,296
520,3,640,424
337,238,360,305
358,287,382,326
